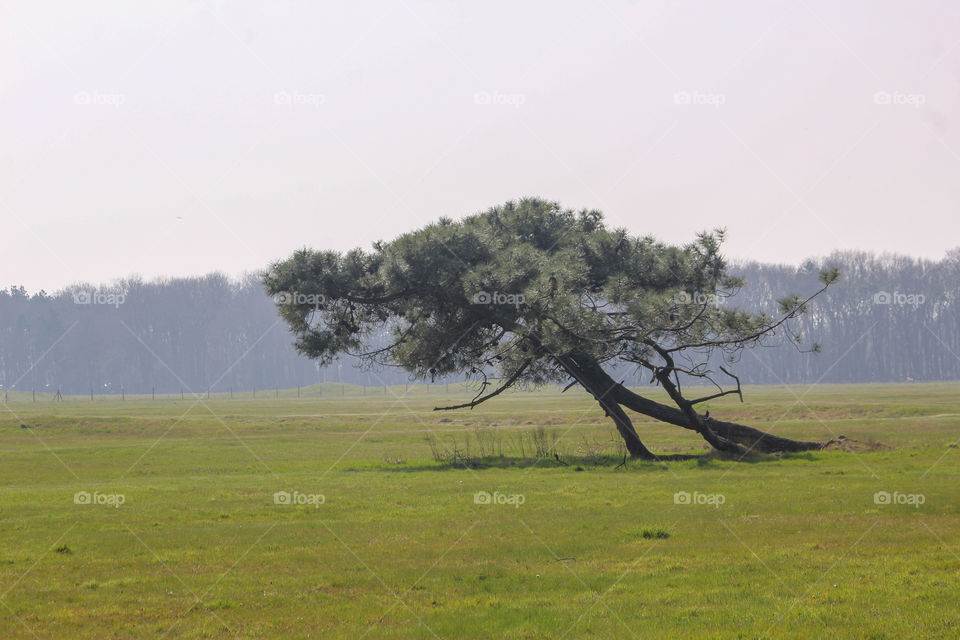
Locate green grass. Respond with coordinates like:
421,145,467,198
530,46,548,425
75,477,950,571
1,382,959,638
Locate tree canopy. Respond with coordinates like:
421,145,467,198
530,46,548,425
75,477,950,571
263,198,840,458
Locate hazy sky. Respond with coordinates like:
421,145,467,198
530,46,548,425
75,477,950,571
3,1,959,293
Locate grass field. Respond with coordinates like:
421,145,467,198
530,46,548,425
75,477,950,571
1,382,959,639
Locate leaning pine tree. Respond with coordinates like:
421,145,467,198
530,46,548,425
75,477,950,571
263,198,839,459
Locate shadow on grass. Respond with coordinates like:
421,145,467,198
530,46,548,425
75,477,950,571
348,450,815,472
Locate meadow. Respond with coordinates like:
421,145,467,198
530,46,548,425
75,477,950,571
1,382,958,639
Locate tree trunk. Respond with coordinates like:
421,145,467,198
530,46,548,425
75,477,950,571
654,369,747,455
590,388,657,460
553,353,657,459
568,356,823,455
611,384,823,453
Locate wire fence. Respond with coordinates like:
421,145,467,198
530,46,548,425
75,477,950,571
0,381,572,403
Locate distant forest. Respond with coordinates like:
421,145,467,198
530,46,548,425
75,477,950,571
2,249,958,395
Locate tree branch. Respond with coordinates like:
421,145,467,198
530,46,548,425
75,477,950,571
433,360,531,411
688,367,743,405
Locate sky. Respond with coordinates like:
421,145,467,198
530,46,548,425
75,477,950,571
2,0,959,294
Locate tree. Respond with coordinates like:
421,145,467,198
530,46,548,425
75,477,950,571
265,198,839,458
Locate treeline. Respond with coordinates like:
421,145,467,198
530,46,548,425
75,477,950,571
0,273,399,396
725,249,960,384
1,249,958,395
